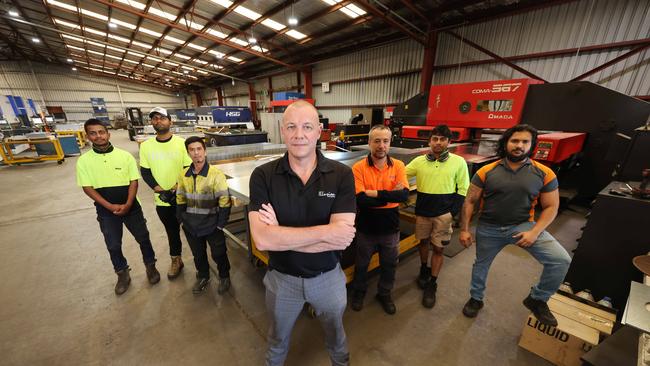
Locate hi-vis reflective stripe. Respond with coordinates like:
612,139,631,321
183,190,229,200
186,207,218,214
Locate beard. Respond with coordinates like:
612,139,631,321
506,150,528,162
153,125,170,133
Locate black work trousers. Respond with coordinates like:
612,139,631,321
351,231,400,296
156,205,182,256
184,228,230,280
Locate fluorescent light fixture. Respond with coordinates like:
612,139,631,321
164,35,185,44
32,38,40,43
148,7,177,21
262,18,285,31
109,18,137,30
287,17,298,26
181,65,194,70
164,60,179,66
252,45,268,53
197,70,208,75
140,27,163,38
81,8,108,21
234,6,261,21
84,27,107,37
227,56,242,62
147,56,163,63
127,50,145,57
108,34,131,43
154,47,172,55
159,67,170,72
46,0,77,12
67,58,73,62
193,59,208,65
8,10,19,17
183,70,189,74
72,67,77,71
65,44,85,51
123,58,139,64
53,18,80,29
108,22,118,29
230,38,248,47
86,40,104,47
248,37,257,44
206,29,228,38
61,34,84,42
172,53,191,60
285,30,307,39
131,40,152,49
114,0,146,10
209,50,225,58
209,0,233,8
188,43,207,51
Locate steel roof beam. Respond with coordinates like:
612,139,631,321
354,0,426,45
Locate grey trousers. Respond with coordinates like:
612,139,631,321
263,263,349,366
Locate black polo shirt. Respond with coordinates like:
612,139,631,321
249,150,356,277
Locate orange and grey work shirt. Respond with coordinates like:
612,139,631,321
472,158,558,225
352,154,409,234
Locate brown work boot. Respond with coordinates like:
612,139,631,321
167,256,184,279
115,268,131,295
145,262,160,285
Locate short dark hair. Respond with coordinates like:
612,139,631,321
84,118,107,133
497,124,539,158
430,124,452,139
185,136,206,150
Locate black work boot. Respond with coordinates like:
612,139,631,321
192,276,210,294
217,277,231,295
145,262,160,285
115,268,131,295
523,295,558,327
376,293,397,315
462,298,484,318
417,265,430,289
350,290,365,311
422,281,437,308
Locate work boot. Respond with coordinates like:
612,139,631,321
462,297,484,318
523,295,558,327
422,281,437,308
417,265,430,289
376,293,397,315
115,268,131,295
350,290,365,311
192,276,210,294
145,262,160,285
217,277,231,295
167,256,184,279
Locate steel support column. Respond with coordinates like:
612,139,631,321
419,28,437,93
303,67,313,99
217,87,224,106
248,83,258,126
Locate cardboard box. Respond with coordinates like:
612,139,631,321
518,293,616,366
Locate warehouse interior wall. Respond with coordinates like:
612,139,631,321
0,61,186,122
202,0,650,125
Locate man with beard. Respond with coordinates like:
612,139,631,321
349,125,409,315
405,125,469,309
76,119,160,295
459,124,571,326
139,107,192,280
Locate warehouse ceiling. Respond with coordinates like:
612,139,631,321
0,0,564,91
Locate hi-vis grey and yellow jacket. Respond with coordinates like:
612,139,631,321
176,163,231,236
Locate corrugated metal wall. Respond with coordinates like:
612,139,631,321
0,61,185,122
203,0,649,123
434,0,650,95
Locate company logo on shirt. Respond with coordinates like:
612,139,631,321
318,191,336,198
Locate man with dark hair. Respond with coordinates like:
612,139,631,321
248,101,356,366
176,136,232,294
139,107,192,280
405,125,469,308
459,124,572,326
76,119,160,295
349,124,409,314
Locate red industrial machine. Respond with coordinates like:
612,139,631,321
394,78,586,165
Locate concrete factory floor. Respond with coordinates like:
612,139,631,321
0,129,585,366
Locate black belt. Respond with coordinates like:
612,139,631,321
270,265,337,279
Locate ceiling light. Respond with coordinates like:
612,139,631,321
288,17,298,26
72,67,77,71
32,38,40,43
67,58,73,63
108,22,118,28
183,70,189,74
248,37,257,44
231,78,235,86
8,10,19,17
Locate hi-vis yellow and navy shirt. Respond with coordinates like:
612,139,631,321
405,153,470,217
176,163,231,236
139,135,191,206
76,146,141,216
471,158,558,225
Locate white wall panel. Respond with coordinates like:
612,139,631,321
0,61,185,122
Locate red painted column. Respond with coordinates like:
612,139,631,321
419,28,438,93
248,82,259,128
296,71,301,93
302,67,313,99
217,87,224,106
